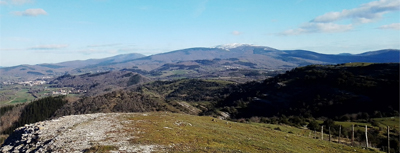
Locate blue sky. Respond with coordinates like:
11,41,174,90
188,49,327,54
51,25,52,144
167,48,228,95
0,0,399,67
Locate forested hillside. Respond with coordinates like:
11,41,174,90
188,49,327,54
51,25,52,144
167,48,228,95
214,63,399,119
52,90,187,118
1,96,67,134
53,79,237,117
5,63,397,130
49,71,150,96
137,79,235,102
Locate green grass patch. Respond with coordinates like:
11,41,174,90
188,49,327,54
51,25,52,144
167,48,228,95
10,89,35,104
316,120,374,131
372,117,399,129
172,70,187,75
122,112,375,153
317,117,399,131
340,63,374,67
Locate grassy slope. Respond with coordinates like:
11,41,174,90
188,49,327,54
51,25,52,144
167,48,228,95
10,89,34,104
317,117,399,132
372,117,399,129
0,88,35,105
316,120,373,132
121,112,377,153
339,63,374,67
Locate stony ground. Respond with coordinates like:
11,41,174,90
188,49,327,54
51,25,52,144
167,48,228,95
0,113,162,153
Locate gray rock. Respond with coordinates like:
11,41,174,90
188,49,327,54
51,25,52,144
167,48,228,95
1,113,162,153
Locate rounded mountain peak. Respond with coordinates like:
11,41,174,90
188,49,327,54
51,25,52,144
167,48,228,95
215,43,278,51
215,43,253,50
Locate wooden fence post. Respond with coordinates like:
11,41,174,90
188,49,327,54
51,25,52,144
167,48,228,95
314,130,316,139
352,124,354,146
387,126,390,153
329,126,331,142
339,125,341,144
321,126,323,140
365,125,368,148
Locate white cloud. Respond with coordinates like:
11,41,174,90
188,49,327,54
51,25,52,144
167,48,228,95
312,0,399,24
1,0,32,5
87,43,120,47
0,48,24,51
29,44,68,50
12,8,47,16
1,44,68,51
77,49,119,54
11,0,32,5
193,0,208,17
379,23,400,30
279,0,400,36
280,23,353,35
232,31,241,35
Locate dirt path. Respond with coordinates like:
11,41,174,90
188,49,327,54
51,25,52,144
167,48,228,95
4,97,16,104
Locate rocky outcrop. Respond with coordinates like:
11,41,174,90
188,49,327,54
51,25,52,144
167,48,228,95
1,113,162,153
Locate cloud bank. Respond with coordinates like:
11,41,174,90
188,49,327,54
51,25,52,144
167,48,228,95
379,23,400,30
29,44,68,50
312,0,399,23
87,43,121,47
280,23,353,35
0,0,33,5
280,0,400,35
193,0,208,17
232,31,241,35
12,8,47,16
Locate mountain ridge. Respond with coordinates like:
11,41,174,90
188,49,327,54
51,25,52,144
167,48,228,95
0,45,398,81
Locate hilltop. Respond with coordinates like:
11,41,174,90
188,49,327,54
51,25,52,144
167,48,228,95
1,112,377,153
49,71,150,97
208,63,399,119
0,63,398,152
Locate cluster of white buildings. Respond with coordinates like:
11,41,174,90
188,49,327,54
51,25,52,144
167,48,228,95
52,89,87,95
52,89,69,95
224,66,241,70
2,80,46,86
18,80,47,86
2,81,14,85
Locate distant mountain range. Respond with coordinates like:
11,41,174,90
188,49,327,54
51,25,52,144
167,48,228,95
0,44,399,81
